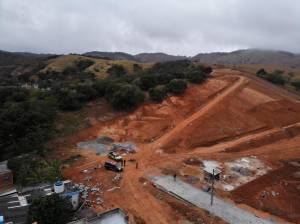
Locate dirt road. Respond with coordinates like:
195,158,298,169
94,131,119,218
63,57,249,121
62,69,300,224
156,74,247,149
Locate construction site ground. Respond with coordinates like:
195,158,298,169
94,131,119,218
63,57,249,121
51,68,300,224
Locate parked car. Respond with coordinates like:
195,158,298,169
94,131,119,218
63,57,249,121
104,161,123,172
108,151,123,162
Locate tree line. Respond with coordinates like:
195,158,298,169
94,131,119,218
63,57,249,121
0,58,212,161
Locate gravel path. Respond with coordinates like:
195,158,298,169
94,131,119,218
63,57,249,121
150,176,278,224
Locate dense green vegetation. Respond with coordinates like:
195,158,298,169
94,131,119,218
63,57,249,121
0,58,212,161
7,155,62,186
149,85,167,102
0,87,56,160
256,68,300,93
292,80,300,90
28,193,73,224
167,79,188,94
107,64,128,77
256,69,286,85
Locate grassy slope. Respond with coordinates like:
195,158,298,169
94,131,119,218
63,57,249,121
43,54,151,78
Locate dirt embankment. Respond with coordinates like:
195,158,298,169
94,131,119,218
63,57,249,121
60,68,300,224
231,161,300,223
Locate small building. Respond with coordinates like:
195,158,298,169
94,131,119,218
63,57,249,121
203,167,222,180
0,161,13,190
69,208,128,224
0,180,81,223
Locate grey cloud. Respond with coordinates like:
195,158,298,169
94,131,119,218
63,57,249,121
0,0,299,56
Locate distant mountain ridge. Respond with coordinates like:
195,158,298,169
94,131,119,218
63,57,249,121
134,52,187,63
84,51,187,63
83,51,136,61
193,49,300,68
84,49,300,67
1,49,300,68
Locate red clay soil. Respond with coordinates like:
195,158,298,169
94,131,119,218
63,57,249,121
231,162,300,223
57,68,300,224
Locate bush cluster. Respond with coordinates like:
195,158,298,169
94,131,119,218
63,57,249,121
256,69,286,85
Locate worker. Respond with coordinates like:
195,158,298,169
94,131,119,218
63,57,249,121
173,174,177,181
123,159,126,166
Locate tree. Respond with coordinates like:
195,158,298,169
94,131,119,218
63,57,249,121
92,79,110,97
150,60,191,75
292,80,300,90
28,194,73,224
138,75,157,91
74,59,94,71
256,68,267,77
110,84,145,110
149,85,167,102
186,70,207,83
167,79,187,94
133,63,142,72
75,84,98,101
62,66,77,75
107,64,127,77
0,97,56,160
56,89,82,111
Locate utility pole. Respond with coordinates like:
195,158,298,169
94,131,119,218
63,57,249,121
210,169,214,206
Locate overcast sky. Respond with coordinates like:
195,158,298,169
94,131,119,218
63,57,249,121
0,0,300,56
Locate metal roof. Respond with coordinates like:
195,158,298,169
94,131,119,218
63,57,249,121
203,167,222,175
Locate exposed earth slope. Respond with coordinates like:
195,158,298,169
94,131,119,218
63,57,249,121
53,68,300,224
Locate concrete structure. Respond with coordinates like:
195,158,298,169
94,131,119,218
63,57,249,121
151,175,277,224
0,192,31,224
0,180,81,223
0,161,13,190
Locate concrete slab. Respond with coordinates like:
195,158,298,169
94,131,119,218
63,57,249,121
150,175,278,224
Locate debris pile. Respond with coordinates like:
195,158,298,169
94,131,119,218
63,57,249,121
111,142,137,153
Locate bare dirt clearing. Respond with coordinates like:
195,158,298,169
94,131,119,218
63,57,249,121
57,68,300,224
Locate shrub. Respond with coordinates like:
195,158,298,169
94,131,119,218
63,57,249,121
267,73,286,85
133,63,142,72
292,80,300,90
56,89,82,111
92,79,110,97
150,60,191,75
110,84,145,110
138,75,157,90
256,68,267,78
256,69,286,85
75,84,98,101
107,64,127,77
156,73,174,85
186,70,207,83
149,85,167,102
104,80,127,100
167,79,188,94
62,66,77,75
74,59,94,71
